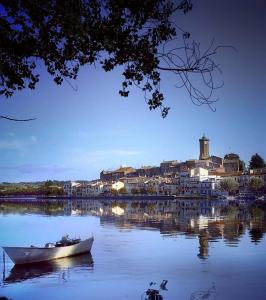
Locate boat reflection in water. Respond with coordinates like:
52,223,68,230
4,253,93,284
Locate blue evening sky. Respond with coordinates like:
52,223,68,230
0,0,265,182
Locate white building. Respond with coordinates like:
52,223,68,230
102,181,125,194
156,182,179,195
63,180,104,197
85,181,104,196
122,177,147,193
63,181,82,196
180,168,221,196
111,181,125,191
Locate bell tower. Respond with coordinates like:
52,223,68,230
199,135,210,160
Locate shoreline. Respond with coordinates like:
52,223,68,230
0,194,216,204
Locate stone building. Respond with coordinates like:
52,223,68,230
160,160,179,174
100,166,135,181
134,166,161,177
223,153,242,173
100,135,224,181
185,136,223,171
199,135,210,160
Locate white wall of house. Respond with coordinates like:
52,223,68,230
85,182,104,196
199,178,221,196
190,167,208,177
180,174,221,196
111,181,125,191
157,183,179,195
63,181,81,196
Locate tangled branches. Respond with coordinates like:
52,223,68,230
0,0,224,120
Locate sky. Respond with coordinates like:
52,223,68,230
0,0,266,182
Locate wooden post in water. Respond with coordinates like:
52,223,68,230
2,250,5,282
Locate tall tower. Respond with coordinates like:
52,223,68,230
199,135,210,160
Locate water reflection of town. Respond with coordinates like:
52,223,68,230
64,199,266,259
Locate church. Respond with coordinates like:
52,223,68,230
185,135,223,171
100,135,243,181
185,135,242,174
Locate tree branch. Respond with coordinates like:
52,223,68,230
0,115,36,121
157,66,197,72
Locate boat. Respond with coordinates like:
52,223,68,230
2,235,94,265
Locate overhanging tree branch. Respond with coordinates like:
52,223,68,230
0,115,36,122
0,0,225,119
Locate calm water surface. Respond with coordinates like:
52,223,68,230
0,199,266,300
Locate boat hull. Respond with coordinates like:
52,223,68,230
2,237,94,265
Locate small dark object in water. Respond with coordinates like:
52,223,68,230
142,280,168,300
160,280,168,290
145,289,163,300
190,283,216,300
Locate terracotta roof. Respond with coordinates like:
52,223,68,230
216,171,243,177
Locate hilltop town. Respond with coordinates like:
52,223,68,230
63,136,266,198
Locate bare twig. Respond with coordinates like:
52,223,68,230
0,115,36,121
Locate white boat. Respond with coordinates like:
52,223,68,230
2,235,94,265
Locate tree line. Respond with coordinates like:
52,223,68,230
0,180,64,196
224,152,265,170
219,177,265,195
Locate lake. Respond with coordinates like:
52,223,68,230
0,198,266,300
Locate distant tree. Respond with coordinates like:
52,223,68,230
131,201,140,208
41,181,63,195
249,177,264,193
250,207,264,220
111,201,118,207
131,188,140,195
219,178,239,194
118,187,128,194
249,153,265,169
0,0,223,120
147,202,157,211
44,180,54,187
118,202,128,209
221,205,238,218
140,187,148,195
147,186,157,195
111,189,118,196
224,153,240,160
239,160,245,172
0,182,64,196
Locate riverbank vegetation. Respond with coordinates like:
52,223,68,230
0,202,64,215
0,181,64,196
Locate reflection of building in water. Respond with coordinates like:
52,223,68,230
223,222,244,246
112,205,124,216
65,198,226,222
249,221,264,244
62,199,266,254
198,230,209,259
64,199,105,216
